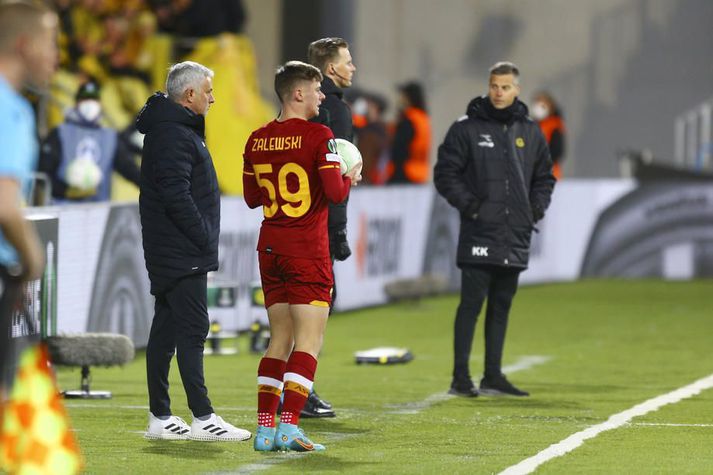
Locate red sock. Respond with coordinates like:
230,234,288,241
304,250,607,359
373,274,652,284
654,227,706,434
257,357,286,428
280,351,317,426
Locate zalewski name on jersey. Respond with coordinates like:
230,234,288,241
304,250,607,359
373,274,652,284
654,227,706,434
250,135,303,152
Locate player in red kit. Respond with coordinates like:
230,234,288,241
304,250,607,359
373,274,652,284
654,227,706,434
243,61,361,452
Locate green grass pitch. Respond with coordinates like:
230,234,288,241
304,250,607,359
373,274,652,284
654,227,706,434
54,280,713,474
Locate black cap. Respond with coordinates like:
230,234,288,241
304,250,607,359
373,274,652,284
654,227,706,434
76,81,100,101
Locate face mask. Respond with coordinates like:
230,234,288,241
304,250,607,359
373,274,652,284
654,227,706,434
531,102,549,121
77,100,102,122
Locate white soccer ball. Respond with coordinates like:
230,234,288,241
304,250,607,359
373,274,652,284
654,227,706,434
66,156,102,191
335,138,363,175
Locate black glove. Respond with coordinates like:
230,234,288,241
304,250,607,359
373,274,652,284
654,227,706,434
532,205,545,223
464,199,482,220
330,229,352,261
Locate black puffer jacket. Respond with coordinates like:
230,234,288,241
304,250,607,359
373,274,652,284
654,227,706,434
136,93,220,294
313,76,353,142
312,76,353,245
434,96,555,269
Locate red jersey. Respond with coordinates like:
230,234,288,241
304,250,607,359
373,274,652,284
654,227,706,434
243,118,351,258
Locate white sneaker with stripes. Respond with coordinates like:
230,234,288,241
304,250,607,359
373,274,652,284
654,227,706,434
189,413,252,442
144,412,190,440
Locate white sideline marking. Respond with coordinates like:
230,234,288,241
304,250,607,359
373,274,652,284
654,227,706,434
209,453,304,475
387,355,551,415
501,355,552,375
499,373,713,475
64,404,254,412
118,422,713,438
216,433,359,475
227,357,550,474
630,422,713,428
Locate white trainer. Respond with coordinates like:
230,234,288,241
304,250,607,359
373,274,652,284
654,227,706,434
144,412,190,440
190,413,252,442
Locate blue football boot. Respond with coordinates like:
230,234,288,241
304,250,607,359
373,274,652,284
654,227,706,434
274,423,325,452
254,425,277,452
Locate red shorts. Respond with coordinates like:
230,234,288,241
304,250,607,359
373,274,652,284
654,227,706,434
258,252,333,308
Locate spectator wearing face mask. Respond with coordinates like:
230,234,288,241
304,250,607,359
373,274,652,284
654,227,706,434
352,93,390,185
38,80,140,203
531,91,566,180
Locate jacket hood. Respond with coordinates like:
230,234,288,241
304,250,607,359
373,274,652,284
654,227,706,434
321,76,343,99
136,92,206,137
466,95,529,121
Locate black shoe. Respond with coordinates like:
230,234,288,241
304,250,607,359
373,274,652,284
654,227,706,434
276,392,336,418
310,389,332,410
448,379,479,397
300,390,336,418
479,374,529,397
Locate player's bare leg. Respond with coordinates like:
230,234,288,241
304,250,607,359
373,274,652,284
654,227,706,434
264,303,294,360
272,304,329,451
291,304,328,359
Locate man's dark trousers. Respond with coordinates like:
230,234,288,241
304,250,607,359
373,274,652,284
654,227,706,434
146,273,214,417
0,266,22,392
453,264,521,381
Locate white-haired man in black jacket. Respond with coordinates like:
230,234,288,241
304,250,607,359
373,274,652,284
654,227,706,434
137,61,250,441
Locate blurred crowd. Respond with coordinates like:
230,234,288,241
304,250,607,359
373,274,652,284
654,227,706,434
35,0,273,203
347,82,432,186
30,0,469,205
30,1,564,204
47,0,248,129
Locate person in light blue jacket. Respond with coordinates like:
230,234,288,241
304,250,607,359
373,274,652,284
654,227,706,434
0,2,58,397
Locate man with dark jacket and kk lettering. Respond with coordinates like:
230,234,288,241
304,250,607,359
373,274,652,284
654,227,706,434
434,61,555,398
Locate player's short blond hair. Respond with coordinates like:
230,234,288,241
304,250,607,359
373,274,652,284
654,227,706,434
307,37,349,74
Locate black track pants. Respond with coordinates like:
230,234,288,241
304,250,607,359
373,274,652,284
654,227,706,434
452,264,520,381
146,273,213,417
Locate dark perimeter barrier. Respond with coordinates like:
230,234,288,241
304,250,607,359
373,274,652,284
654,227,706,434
383,274,449,303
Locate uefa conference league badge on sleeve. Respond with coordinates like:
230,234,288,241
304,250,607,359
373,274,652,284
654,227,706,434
325,138,342,169
325,138,363,175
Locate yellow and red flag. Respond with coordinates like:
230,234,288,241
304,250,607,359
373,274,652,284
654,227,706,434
0,343,82,475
